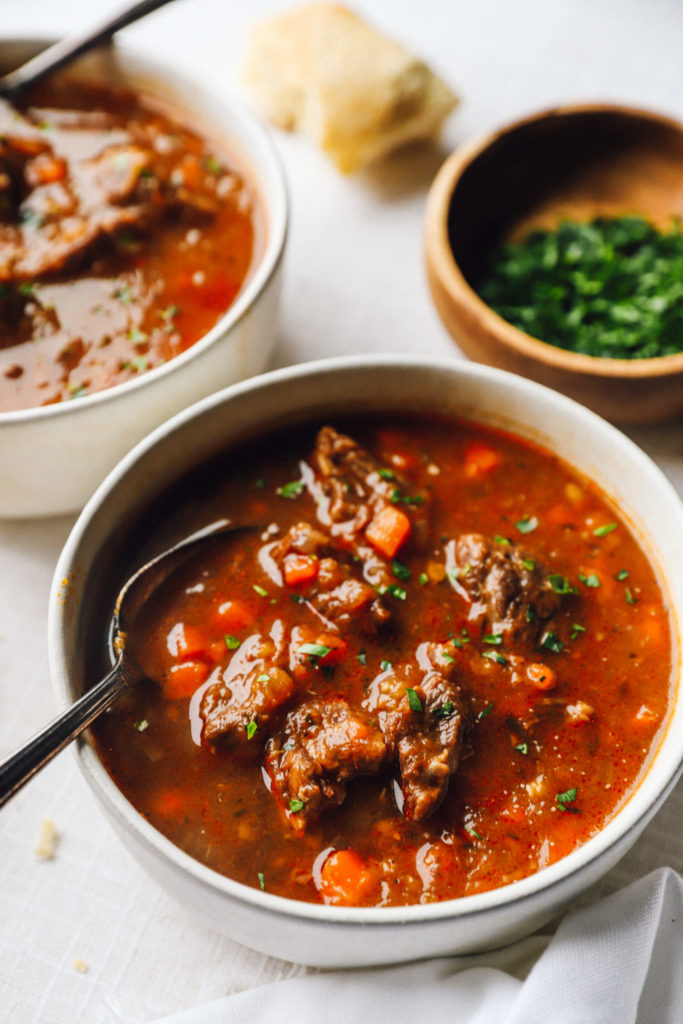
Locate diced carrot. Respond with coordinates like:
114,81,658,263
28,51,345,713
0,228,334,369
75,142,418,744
633,704,658,728
314,633,348,666
526,662,557,690
166,621,208,661
545,503,572,526
463,441,501,478
153,788,187,819
283,552,319,587
175,153,204,191
211,599,253,635
25,154,67,187
165,660,209,700
318,849,377,907
365,504,411,558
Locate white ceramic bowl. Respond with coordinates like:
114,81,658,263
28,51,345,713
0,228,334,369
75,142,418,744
0,39,287,518
48,356,683,967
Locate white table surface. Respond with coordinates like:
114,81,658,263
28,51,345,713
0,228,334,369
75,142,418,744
1,1,682,1020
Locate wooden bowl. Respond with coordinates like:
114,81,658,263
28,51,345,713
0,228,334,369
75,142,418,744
425,103,683,424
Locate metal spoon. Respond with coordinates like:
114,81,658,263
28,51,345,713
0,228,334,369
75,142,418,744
0,518,244,808
0,0,178,99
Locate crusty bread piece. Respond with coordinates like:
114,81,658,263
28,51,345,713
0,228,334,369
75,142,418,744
242,4,458,173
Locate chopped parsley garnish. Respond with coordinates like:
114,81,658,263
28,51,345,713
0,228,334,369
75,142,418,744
494,534,511,546
246,719,258,740
540,631,564,653
556,786,579,812
616,569,630,581
440,650,455,664
406,688,423,712
380,659,393,671
477,215,683,360
460,628,471,644
253,584,268,597
435,700,454,717
578,573,601,588
515,742,528,755
482,650,508,665
522,558,535,571
224,634,241,650
625,588,636,605
548,574,575,595
257,674,270,683
418,572,429,586
465,824,483,840
391,558,411,580
477,703,494,720
289,799,305,813
594,522,618,537
128,328,148,344
357,648,367,666
378,468,395,480
133,719,149,732
483,633,503,645
277,479,305,499
515,515,538,534
385,583,407,601
299,642,332,661
570,623,587,640
257,872,266,891
390,488,424,506
290,594,305,604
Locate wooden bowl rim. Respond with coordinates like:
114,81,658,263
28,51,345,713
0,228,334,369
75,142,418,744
425,101,683,382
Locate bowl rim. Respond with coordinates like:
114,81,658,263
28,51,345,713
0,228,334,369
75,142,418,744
0,36,289,425
425,100,683,380
49,353,683,929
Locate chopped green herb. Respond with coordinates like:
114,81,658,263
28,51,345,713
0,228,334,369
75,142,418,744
299,642,332,660
357,648,367,666
253,584,268,597
579,573,601,588
406,688,423,712
290,594,305,604
18,282,35,296
435,700,454,718
128,328,148,344
541,631,564,653
494,534,511,546
525,606,535,622
289,799,305,813
482,650,508,665
204,155,223,174
246,719,258,740
483,633,503,645
477,215,683,360
461,628,471,644
418,572,429,586
477,703,494,720
257,674,270,683
385,583,407,601
277,480,305,499
594,523,618,537
465,824,483,840
224,634,241,650
440,650,455,664
556,786,579,812
548,574,575,595
391,558,411,580
625,588,636,605
570,623,587,640
616,569,630,581
159,304,180,321
255,476,265,488
114,284,132,303
133,719,149,732
515,515,538,534
515,742,528,755
380,659,393,671
257,872,266,890
522,558,536,571
378,468,395,480
390,488,424,506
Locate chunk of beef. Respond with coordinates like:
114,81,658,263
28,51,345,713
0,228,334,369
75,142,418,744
263,520,391,629
200,629,295,744
266,698,388,824
448,533,561,644
365,642,471,820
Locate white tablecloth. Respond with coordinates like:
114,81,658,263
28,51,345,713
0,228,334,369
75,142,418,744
1,1,682,1020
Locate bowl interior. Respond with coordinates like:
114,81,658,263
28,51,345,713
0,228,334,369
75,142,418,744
449,105,683,286
49,358,683,963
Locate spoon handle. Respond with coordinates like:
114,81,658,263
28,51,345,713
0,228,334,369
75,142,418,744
0,0,178,98
0,664,126,808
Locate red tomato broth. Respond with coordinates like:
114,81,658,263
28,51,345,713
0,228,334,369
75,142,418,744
0,76,258,411
88,414,673,907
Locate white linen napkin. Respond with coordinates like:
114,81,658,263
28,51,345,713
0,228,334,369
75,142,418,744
126,867,682,1024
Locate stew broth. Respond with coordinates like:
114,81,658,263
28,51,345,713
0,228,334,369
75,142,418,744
89,415,672,907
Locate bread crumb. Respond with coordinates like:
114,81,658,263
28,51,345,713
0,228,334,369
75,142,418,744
242,4,458,173
72,958,89,974
35,819,59,860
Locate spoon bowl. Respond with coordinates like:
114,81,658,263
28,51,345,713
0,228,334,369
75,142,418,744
0,518,245,807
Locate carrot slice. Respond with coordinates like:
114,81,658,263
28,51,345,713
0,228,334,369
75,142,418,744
211,599,253,635
463,442,501,478
365,505,411,558
165,660,209,700
313,633,348,666
283,552,319,587
318,849,377,907
166,621,208,661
